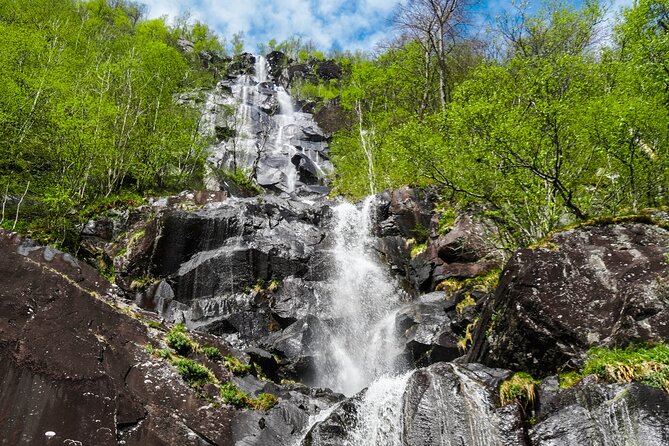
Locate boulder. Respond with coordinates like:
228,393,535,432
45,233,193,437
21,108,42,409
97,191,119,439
315,60,342,80
468,221,669,376
395,292,461,366
531,379,669,445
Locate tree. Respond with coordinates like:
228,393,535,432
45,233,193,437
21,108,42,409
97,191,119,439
394,0,472,109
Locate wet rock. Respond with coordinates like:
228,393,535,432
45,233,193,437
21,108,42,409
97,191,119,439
468,222,669,376
531,381,669,445
292,153,320,184
303,362,524,446
229,52,256,75
395,292,461,366
374,187,436,239
262,315,332,384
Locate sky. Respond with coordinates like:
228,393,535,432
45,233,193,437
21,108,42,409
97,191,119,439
141,0,635,54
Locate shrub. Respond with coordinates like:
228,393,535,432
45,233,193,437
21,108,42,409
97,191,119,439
220,381,250,408
202,346,223,361
174,358,215,388
500,372,540,406
166,323,193,355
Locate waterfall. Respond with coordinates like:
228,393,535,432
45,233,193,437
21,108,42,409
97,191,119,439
315,197,405,395
203,54,332,194
348,372,413,446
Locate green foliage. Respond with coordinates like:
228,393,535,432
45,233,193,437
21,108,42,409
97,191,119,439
223,355,252,375
252,393,279,411
220,381,250,408
329,0,669,248
410,241,427,259
499,372,540,406
166,324,194,355
0,0,209,250
147,321,163,331
580,344,669,391
217,168,264,196
174,358,215,388
202,346,223,361
456,294,476,314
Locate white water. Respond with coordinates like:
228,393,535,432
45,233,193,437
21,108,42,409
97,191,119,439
315,198,406,396
348,372,413,446
203,54,331,194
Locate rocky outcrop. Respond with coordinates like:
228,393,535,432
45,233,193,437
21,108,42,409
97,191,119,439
0,230,348,446
303,362,525,446
0,230,236,444
531,376,669,445
467,221,669,376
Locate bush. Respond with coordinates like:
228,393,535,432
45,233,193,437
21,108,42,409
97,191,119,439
166,323,193,355
174,358,215,388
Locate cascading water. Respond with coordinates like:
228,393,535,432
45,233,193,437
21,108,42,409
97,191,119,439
204,54,332,194
315,198,406,396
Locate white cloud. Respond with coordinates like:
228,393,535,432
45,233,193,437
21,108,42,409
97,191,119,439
141,0,403,53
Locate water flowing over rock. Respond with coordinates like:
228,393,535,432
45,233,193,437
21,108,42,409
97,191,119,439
201,55,332,195
303,362,526,446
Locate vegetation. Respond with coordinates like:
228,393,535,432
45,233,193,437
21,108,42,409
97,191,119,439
220,381,250,408
499,372,540,406
561,344,669,392
166,323,195,355
174,358,216,388
223,355,252,375
326,0,669,247
0,0,226,249
201,346,223,361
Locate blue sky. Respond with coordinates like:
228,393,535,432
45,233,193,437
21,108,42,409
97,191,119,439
141,0,634,54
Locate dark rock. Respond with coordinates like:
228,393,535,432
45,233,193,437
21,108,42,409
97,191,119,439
262,315,332,384
315,60,342,80
468,222,669,376
395,292,461,367
375,187,436,239
0,230,237,445
266,51,289,78
229,52,257,75
531,381,669,445
303,362,524,446
291,153,320,184
312,100,347,136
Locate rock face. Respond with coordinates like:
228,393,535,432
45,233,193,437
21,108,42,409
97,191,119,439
0,230,347,446
0,230,235,445
531,377,669,445
468,222,669,376
303,362,526,446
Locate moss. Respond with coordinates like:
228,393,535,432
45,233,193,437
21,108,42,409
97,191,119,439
457,318,478,352
500,372,540,406
438,208,457,235
147,320,164,331
411,241,427,259
456,293,476,314
558,371,583,388
581,344,669,392
252,393,279,411
174,358,216,388
223,355,252,375
436,269,502,294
